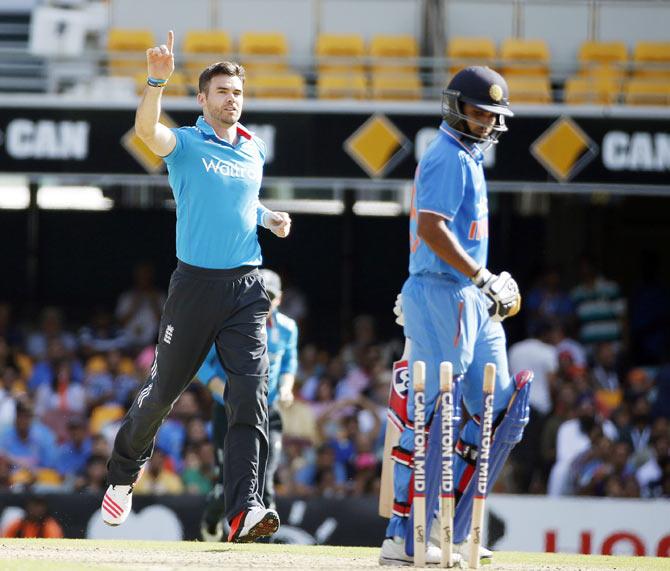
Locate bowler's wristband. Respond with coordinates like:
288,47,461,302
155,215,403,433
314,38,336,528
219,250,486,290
147,77,168,88
257,205,272,228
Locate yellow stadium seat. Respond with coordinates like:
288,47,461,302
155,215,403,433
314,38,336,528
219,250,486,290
89,404,125,434
633,42,670,79
316,34,365,72
624,79,670,105
134,72,189,96
107,28,155,76
369,35,418,73
239,32,288,72
15,353,33,379
579,41,627,66
564,75,621,105
246,72,306,99
578,41,627,80
317,71,367,99
86,355,108,374
506,76,552,103
11,468,34,486
119,357,137,376
36,468,63,486
447,37,496,74
370,72,422,100
182,30,232,76
595,388,623,417
500,38,549,77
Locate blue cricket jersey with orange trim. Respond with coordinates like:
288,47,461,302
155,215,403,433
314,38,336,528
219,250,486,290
408,121,489,284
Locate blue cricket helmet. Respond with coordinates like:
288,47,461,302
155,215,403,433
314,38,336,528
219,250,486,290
442,66,514,145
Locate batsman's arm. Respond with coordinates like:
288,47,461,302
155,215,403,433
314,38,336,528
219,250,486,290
135,30,177,157
419,211,520,319
417,211,479,278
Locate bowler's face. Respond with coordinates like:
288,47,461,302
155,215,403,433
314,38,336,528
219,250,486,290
462,103,496,139
201,74,244,127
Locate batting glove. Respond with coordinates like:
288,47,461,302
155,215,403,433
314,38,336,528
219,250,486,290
393,293,404,326
471,267,521,322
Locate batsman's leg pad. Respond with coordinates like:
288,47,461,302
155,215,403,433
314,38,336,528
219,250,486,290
453,370,533,543
405,375,463,555
385,445,414,539
385,511,409,540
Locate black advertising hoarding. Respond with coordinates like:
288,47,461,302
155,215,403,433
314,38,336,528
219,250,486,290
0,492,387,545
0,99,668,186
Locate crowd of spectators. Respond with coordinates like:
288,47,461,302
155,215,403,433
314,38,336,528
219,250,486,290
0,259,668,504
505,257,670,499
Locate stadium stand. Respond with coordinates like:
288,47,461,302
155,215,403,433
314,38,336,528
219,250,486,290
578,41,628,80
507,76,553,104
624,78,670,105
500,38,550,78
446,36,496,75
0,12,46,92
632,41,670,79
368,35,418,73
107,28,155,77
563,75,621,105
246,71,306,99
317,71,368,99
370,72,422,100
182,30,233,80
315,33,366,72
239,32,289,72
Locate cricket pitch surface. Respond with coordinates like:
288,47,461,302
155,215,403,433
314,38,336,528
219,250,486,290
1,539,668,570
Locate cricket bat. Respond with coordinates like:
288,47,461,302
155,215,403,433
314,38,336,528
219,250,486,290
378,337,411,518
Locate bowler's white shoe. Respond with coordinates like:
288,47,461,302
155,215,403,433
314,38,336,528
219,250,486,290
101,484,133,526
379,536,446,566
228,506,280,543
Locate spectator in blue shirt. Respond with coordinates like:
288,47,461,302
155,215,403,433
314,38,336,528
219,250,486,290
28,338,84,392
0,400,57,472
56,417,92,478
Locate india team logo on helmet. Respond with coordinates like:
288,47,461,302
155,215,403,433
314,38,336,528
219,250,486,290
489,84,504,102
442,66,514,146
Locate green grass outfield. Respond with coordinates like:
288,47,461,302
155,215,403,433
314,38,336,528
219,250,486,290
0,539,668,570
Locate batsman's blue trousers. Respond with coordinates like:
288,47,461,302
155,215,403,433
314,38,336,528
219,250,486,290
385,273,514,539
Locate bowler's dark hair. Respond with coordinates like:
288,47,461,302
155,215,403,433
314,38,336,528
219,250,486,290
198,61,245,94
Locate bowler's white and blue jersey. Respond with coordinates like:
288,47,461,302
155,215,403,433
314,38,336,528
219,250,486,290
195,309,298,406
409,121,489,283
163,116,270,269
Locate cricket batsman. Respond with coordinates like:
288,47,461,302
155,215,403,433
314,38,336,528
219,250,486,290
379,66,533,566
196,269,298,541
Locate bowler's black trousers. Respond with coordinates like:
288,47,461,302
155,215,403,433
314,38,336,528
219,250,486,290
108,261,271,521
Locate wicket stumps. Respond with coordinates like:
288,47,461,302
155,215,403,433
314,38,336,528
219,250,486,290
412,361,496,569
413,361,427,567
439,362,455,568
468,362,496,569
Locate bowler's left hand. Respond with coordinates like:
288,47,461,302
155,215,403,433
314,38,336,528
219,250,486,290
267,211,291,238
